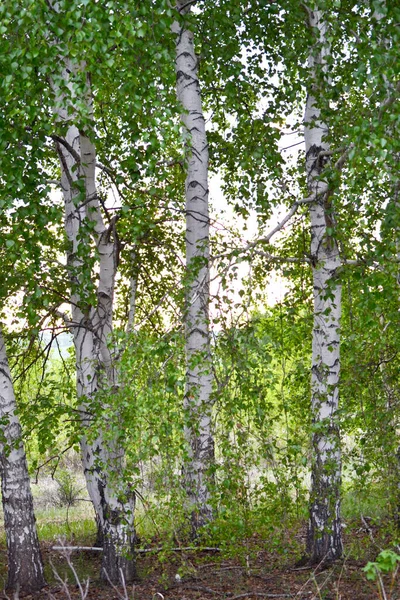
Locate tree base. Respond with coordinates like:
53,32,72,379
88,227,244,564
295,552,343,570
101,537,137,585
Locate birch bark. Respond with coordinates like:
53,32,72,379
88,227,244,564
52,63,135,583
0,328,46,593
173,3,215,535
304,8,343,563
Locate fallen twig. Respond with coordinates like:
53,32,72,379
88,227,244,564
102,568,129,600
360,514,381,549
138,546,220,554
229,594,293,599
210,566,245,573
52,545,220,554
52,546,102,552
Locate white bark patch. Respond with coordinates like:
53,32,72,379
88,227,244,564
305,9,343,564
174,3,215,533
51,60,135,583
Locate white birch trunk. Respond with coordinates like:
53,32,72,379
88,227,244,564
0,329,46,593
53,64,135,583
304,9,343,563
173,3,214,534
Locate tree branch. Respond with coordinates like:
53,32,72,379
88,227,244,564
52,134,81,165
229,594,292,600
46,179,64,189
176,0,198,13
96,161,114,175
379,80,400,117
212,184,328,263
252,250,312,264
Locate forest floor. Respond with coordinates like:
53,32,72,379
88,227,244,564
4,522,397,600
0,475,394,599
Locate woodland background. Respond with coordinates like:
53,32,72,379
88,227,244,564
0,0,400,598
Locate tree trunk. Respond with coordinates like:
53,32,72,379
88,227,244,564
173,3,215,536
0,329,46,593
52,62,136,583
304,9,343,564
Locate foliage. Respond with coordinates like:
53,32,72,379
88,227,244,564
363,550,400,600
53,470,84,509
0,0,399,581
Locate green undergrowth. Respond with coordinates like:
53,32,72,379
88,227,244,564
36,505,97,542
342,486,389,523
0,505,95,548
28,481,396,555
0,476,397,587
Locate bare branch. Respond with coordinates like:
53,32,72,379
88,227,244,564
34,446,74,484
96,161,114,175
318,144,353,161
379,80,400,116
101,569,128,600
213,140,354,267
211,185,328,266
229,594,292,600
281,140,304,152
334,145,353,170
176,0,198,13
53,309,74,333
252,250,312,264
52,134,81,165
50,562,73,600
46,179,64,188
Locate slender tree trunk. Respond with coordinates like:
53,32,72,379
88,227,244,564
0,329,46,593
173,3,215,535
305,9,343,564
53,63,135,583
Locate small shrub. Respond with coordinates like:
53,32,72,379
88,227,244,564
54,470,84,508
363,549,400,600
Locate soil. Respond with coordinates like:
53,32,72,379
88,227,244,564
32,552,388,600
2,523,397,599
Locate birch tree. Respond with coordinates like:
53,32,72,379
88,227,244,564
51,56,136,582
0,329,46,593
1,2,180,577
173,2,215,534
304,7,343,563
